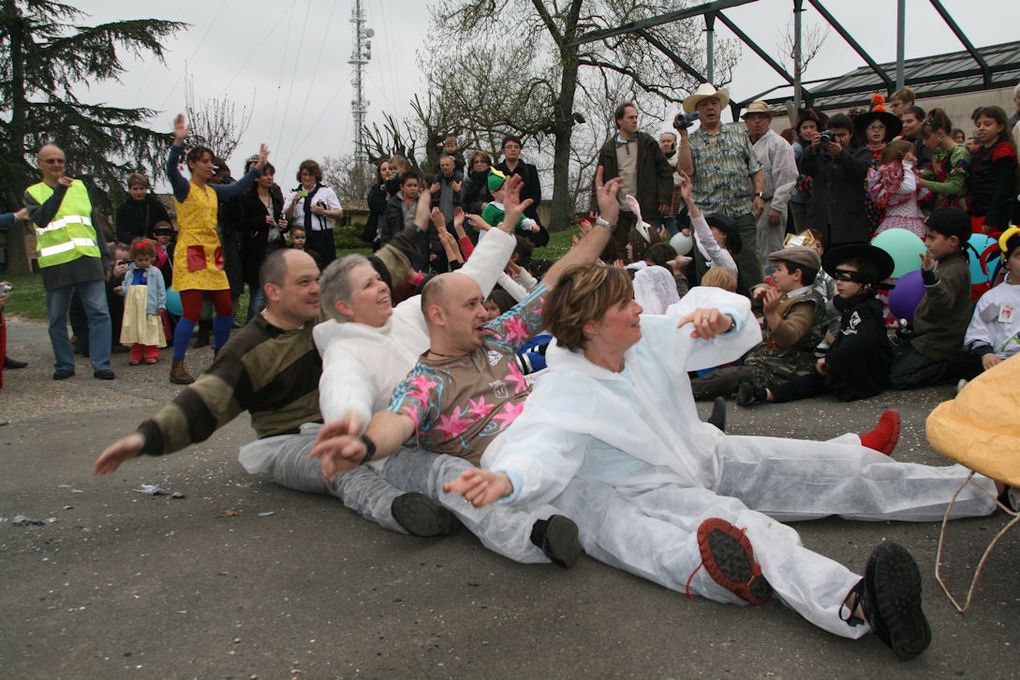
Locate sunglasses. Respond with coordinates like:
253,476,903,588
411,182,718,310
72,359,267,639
832,268,872,283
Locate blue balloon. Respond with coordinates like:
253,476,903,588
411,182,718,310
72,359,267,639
871,229,925,279
968,234,997,285
888,270,925,321
166,288,183,317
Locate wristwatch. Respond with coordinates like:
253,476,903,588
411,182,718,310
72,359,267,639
595,216,617,232
753,191,766,199
358,433,377,465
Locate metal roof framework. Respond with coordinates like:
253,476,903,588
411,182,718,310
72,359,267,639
569,0,1020,118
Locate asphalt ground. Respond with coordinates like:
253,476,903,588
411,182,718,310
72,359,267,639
1,318,1017,680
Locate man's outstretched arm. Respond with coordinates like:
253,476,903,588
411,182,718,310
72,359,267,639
309,411,416,480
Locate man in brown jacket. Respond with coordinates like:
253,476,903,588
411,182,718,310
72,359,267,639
592,102,673,262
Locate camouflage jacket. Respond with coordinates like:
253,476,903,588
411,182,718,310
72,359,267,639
745,288,829,378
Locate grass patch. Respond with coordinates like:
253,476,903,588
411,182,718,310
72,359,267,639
2,273,48,320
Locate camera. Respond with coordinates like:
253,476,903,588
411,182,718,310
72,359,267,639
819,131,835,144
673,111,700,130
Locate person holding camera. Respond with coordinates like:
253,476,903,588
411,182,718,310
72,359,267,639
799,113,871,247
676,84,767,286
284,159,342,269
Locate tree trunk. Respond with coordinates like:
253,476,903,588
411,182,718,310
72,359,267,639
5,0,32,275
546,0,583,232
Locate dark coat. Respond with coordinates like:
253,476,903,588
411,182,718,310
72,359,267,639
824,295,892,401
800,144,870,247
237,184,285,288
494,159,547,247
592,131,673,221
114,195,171,244
461,170,492,216
365,183,388,245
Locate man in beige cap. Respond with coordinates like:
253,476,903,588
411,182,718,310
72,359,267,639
677,84,766,286
690,244,829,400
742,101,798,276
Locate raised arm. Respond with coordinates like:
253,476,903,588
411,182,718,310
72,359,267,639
540,176,623,290
679,170,737,273
166,114,191,201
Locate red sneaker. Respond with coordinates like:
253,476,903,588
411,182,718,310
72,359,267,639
860,409,901,456
695,517,772,605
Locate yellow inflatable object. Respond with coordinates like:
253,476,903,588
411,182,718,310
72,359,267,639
926,354,1020,486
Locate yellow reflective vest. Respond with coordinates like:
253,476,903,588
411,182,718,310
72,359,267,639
25,180,102,268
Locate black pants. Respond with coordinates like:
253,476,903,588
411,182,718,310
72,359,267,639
770,371,827,403
889,342,982,390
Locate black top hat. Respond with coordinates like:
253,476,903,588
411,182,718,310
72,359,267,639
853,110,903,141
822,243,895,283
704,213,742,255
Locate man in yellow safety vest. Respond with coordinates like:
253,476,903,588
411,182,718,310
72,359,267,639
24,144,114,380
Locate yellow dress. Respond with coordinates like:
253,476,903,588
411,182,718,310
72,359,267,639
120,284,166,347
173,181,228,291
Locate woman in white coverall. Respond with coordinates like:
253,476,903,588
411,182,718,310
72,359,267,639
445,263,999,661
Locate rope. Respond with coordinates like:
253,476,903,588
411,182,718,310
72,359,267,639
158,0,228,112
284,0,339,169
275,0,314,158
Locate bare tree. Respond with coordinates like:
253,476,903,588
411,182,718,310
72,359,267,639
184,76,254,162
778,21,829,76
360,112,421,170
420,0,737,231
321,154,374,205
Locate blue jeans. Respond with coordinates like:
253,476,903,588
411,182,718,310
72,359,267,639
46,278,111,373
246,285,265,322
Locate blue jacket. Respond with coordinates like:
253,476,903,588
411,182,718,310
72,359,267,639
121,264,167,315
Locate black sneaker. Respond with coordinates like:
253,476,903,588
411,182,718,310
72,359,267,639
707,396,727,432
93,369,116,380
530,515,582,568
736,382,765,407
846,542,931,661
390,493,460,537
52,368,75,380
4,357,27,369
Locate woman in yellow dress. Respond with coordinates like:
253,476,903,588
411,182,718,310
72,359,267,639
165,113,269,384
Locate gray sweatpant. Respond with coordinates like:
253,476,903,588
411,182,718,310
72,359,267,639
239,426,551,563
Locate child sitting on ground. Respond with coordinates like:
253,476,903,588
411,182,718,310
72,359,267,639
691,245,829,400
889,207,983,389
118,238,167,365
738,243,895,405
964,226,1020,372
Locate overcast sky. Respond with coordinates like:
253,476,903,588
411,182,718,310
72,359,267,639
75,0,1017,188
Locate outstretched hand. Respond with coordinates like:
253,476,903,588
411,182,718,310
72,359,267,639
255,143,270,169
308,415,367,480
498,174,534,234
442,468,513,508
676,307,734,339
94,432,144,475
172,113,188,146
595,176,623,225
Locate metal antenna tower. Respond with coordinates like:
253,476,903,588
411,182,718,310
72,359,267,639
348,0,373,163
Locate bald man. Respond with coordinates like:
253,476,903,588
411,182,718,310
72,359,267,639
306,177,625,564
24,144,114,380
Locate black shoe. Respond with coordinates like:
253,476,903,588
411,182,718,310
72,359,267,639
845,542,931,661
390,493,460,537
4,357,27,369
707,396,727,432
696,517,772,604
530,515,582,568
736,382,765,407
93,369,116,380
52,368,75,380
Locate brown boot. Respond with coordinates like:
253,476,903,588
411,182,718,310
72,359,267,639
169,358,195,385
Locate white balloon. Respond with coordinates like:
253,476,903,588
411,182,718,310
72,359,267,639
669,232,693,256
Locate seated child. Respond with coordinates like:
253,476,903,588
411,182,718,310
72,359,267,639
690,245,829,400
738,243,894,405
964,226,1020,371
889,207,982,389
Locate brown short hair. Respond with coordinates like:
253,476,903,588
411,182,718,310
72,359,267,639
127,173,149,189
296,159,322,183
890,86,916,104
701,267,737,292
129,237,156,260
542,263,633,352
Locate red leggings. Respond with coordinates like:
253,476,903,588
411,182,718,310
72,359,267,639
179,289,233,321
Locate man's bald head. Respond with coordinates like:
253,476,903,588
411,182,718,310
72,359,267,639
420,273,489,354
37,144,66,183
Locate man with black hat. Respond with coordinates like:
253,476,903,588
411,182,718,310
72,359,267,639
738,243,895,405
890,207,983,389
691,245,829,400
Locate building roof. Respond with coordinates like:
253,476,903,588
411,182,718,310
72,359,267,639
758,40,1020,113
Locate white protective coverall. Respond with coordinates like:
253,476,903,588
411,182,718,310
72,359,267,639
481,286,997,637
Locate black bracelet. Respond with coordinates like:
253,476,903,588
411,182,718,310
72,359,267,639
358,433,377,465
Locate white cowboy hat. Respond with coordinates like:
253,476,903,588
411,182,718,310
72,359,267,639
682,83,730,113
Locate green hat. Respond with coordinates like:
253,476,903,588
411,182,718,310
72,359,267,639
487,168,507,192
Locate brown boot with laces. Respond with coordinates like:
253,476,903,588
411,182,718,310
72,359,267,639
169,358,195,385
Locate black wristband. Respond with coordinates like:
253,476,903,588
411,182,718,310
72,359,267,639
358,433,377,465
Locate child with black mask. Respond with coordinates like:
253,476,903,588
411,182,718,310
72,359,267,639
738,243,895,405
